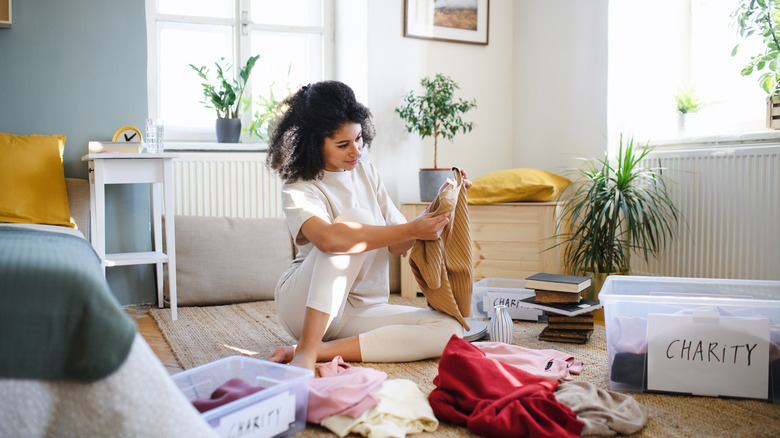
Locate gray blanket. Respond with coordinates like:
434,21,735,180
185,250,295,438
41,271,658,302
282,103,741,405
0,226,136,381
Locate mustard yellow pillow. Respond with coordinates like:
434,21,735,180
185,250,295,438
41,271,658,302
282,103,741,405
468,168,571,204
0,133,74,227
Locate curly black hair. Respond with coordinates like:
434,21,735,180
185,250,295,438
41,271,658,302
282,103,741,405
266,80,375,182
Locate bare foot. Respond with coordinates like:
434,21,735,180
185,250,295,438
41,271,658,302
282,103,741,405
269,345,295,363
289,352,317,372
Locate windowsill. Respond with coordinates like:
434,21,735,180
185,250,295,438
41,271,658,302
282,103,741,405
163,141,268,152
649,129,780,149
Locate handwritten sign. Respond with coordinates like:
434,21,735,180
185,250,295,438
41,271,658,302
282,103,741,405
484,291,543,321
647,313,769,399
213,390,296,438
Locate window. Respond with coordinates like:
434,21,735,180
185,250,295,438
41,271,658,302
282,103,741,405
608,0,767,148
145,0,333,143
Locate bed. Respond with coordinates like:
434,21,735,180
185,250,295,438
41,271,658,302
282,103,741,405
0,133,216,437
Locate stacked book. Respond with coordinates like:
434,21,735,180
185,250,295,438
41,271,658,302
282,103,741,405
521,273,600,344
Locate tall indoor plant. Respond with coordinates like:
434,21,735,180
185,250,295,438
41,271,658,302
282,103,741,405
731,0,780,128
190,54,260,143
555,135,680,314
395,73,477,201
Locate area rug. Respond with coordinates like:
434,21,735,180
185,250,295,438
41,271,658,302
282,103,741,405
151,295,780,437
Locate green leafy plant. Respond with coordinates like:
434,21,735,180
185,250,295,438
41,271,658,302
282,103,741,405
395,74,477,168
555,135,680,275
190,54,260,119
243,64,292,142
675,83,710,114
731,0,780,95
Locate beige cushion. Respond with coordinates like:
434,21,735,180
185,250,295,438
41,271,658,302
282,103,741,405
165,215,294,306
65,178,90,239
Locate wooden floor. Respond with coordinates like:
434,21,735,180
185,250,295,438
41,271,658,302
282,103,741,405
125,307,183,375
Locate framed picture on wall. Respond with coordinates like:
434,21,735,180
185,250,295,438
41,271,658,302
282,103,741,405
404,0,489,45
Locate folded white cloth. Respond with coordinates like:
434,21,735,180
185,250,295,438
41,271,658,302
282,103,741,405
321,379,438,438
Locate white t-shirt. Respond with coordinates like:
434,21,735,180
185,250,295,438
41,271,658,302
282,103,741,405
279,160,407,306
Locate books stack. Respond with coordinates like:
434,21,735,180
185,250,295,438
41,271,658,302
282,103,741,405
523,273,599,344
88,141,144,154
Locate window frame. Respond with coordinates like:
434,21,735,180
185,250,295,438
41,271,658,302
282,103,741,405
145,0,334,145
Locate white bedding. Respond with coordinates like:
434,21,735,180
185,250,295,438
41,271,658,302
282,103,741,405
0,334,217,438
0,222,86,239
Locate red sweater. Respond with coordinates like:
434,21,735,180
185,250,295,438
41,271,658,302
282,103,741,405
429,335,583,438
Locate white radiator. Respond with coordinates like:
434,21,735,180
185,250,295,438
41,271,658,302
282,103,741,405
630,143,780,281
172,152,284,219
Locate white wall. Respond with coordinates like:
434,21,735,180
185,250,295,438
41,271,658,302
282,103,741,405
513,0,609,176
365,0,516,203
352,0,608,204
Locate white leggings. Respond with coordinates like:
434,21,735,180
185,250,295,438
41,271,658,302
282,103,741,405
275,208,462,362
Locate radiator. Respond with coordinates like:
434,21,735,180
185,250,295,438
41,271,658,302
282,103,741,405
630,143,780,281
172,152,284,219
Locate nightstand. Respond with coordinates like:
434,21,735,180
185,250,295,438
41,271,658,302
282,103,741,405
82,152,179,320
399,202,566,298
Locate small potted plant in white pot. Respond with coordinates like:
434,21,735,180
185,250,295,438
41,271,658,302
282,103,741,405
674,82,710,135
395,73,477,202
190,54,260,143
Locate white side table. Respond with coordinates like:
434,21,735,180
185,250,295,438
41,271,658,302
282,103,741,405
82,152,179,320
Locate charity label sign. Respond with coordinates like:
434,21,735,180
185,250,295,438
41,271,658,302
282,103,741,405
212,390,296,438
647,313,769,399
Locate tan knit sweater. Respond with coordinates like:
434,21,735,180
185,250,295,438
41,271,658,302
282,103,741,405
409,168,473,330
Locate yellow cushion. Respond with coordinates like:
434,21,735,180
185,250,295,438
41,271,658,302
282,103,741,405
0,133,74,227
467,168,571,204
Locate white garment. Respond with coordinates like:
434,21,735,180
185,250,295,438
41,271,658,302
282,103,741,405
278,160,406,307
274,160,462,361
321,379,439,438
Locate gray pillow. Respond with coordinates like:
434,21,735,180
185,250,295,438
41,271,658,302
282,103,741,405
165,215,293,306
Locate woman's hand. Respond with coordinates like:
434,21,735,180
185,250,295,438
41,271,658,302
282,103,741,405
438,169,472,192
410,211,451,241
461,169,472,191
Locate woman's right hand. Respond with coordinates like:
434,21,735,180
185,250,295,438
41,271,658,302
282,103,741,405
410,211,451,241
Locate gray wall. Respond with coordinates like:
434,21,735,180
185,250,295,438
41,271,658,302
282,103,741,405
0,0,156,305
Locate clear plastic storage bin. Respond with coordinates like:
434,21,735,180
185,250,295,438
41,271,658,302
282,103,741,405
472,277,544,321
171,356,313,437
600,276,780,403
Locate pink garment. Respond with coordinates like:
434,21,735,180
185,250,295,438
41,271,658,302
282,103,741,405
308,356,387,424
191,378,264,413
473,342,584,381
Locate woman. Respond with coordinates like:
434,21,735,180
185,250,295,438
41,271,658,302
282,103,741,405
266,80,469,371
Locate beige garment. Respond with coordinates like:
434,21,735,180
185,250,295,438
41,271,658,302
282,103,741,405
409,168,473,330
554,381,648,437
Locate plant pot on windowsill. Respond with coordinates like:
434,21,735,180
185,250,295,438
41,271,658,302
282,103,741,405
419,168,453,202
216,118,241,143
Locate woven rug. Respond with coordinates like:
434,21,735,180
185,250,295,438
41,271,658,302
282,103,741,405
151,295,780,437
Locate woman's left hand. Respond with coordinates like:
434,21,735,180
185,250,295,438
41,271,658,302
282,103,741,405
460,169,472,191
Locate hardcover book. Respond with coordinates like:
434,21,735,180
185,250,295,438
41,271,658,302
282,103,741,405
519,296,602,317
534,290,582,303
525,272,592,293
88,141,144,154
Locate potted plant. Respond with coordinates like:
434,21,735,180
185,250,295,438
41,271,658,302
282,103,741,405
243,64,292,143
730,0,780,128
190,54,260,143
554,135,680,317
674,83,710,135
395,73,477,202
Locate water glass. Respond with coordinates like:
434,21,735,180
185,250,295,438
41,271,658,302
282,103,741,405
144,118,164,153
